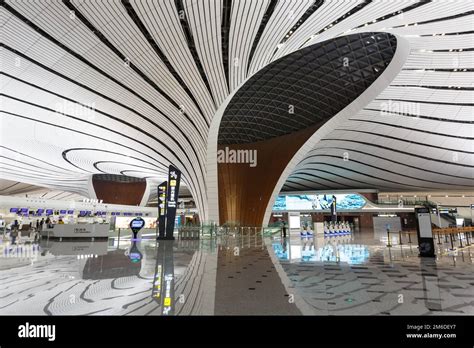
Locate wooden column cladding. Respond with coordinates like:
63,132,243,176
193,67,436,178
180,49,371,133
360,192,379,203
218,124,320,226
92,175,146,206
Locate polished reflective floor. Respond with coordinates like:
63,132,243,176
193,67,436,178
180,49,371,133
0,232,472,315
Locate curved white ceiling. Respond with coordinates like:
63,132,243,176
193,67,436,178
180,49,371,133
0,0,473,215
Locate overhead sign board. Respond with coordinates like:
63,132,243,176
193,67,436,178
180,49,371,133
163,166,181,240
157,181,167,239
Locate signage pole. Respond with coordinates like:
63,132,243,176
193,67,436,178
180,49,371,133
471,204,473,226
415,207,435,257
163,165,181,240
157,181,167,240
436,202,441,228
331,195,337,222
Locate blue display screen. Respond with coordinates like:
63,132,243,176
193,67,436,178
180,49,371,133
67,210,74,214
129,253,142,263
10,208,18,213
131,219,145,228
46,209,53,215
60,210,67,214
20,208,28,213
273,194,366,211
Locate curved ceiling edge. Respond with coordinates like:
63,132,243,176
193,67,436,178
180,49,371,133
261,34,411,226
206,33,409,224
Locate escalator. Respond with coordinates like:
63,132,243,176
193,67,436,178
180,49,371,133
424,202,458,228
440,213,457,227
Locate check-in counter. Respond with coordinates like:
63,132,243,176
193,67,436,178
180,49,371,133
41,223,109,239
41,240,108,256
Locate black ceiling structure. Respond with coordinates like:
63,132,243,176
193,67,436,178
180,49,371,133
218,32,397,145
92,174,146,183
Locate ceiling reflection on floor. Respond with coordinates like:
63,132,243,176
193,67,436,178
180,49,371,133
0,233,472,315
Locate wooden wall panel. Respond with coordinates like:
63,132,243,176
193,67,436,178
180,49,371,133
218,125,320,226
360,192,379,203
92,179,146,206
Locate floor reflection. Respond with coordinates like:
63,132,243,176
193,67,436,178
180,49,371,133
275,234,473,315
152,241,174,315
273,235,370,264
0,233,472,315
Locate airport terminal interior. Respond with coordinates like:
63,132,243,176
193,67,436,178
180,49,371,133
0,0,473,317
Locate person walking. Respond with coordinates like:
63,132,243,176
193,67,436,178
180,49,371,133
282,221,287,238
11,220,19,244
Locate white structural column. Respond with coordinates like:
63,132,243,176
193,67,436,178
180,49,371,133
206,34,410,226
206,86,242,223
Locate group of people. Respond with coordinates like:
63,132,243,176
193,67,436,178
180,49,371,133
7,217,49,244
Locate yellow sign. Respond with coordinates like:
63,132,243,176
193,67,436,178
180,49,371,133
164,297,171,306
170,180,176,187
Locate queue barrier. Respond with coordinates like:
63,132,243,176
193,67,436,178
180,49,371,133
217,226,265,236
386,230,417,247
175,225,269,239
178,226,201,240
386,227,473,250
432,226,473,250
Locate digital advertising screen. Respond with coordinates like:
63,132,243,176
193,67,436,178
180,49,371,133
289,215,300,229
273,194,366,211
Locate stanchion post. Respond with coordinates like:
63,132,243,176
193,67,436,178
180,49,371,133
386,229,392,247
117,228,121,249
